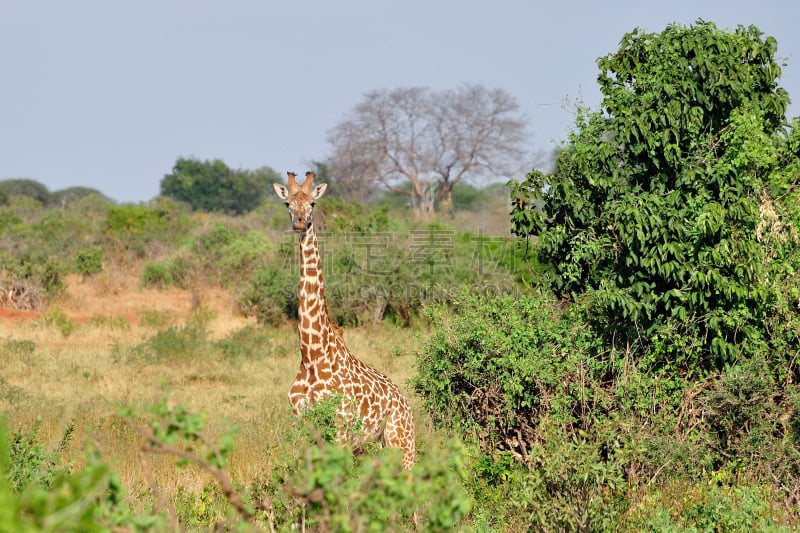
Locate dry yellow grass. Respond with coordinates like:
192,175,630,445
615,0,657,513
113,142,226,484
0,272,426,507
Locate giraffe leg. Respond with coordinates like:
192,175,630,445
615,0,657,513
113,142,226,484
383,409,416,469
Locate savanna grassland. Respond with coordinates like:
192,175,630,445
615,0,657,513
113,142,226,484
6,19,800,533
0,183,508,532
2,175,798,532
0,270,427,519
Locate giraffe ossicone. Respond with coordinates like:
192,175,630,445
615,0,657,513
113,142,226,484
274,171,416,469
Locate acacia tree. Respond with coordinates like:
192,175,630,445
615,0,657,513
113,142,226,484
327,85,530,214
510,21,799,371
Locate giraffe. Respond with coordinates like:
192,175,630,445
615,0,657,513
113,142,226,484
273,171,416,469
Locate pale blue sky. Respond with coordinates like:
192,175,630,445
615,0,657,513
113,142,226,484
1,1,798,203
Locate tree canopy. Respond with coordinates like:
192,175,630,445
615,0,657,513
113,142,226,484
160,158,280,215
327,85,530,214
0,179,52,205
510,20,800,371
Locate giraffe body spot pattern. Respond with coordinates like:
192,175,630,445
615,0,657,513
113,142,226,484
274,172,416,469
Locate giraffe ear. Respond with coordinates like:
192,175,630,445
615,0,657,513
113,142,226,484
311,183,328,200
273,183,289,201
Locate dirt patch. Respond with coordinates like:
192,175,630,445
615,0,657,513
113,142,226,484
0,272,254,336
0,307,41,321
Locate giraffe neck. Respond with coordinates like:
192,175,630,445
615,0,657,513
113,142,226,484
297,225,332,362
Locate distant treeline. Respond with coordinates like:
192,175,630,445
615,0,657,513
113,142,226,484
0,178,112,207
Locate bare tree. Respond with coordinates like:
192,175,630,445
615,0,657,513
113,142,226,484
326,85,531,214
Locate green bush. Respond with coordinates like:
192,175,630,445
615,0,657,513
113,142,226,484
141,255,193,289
509,21,800,372
465,427,627,531
238,264,297,325
216,324,275,362
75,246,104,277
42,309,77,337
105,204,166,236
125,323,211,365
104,199,192,259
6,419,74,493
416,289,800,529
193,224,273,284
415,289,606,444
624,482,788,531
0,209,23,232
251,396,472,532
316,197,395,233
0,253,67,307
113,397,471,532
0,419,154,532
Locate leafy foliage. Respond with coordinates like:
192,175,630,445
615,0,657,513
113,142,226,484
0,420,156,532
252,396,472,532
160,158,280,215
103,198,193,259
75,246,104,277
111,397,471,531
0,179,52,205
416,290,800,530
509,20,800,370
6,419,74,493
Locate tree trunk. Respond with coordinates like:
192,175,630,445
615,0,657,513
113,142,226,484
438,185,454,212
410,180,436,217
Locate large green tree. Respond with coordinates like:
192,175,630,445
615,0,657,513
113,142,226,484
161,158,280,215
510,21,799,370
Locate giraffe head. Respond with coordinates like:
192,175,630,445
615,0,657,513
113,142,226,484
273,172,328,232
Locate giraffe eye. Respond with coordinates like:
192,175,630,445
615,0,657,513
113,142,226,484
310,202,316,208
284,202,289,207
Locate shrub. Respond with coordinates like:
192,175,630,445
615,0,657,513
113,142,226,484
114,397,471,531
104,200,192,259
141,255,194,289
415,289,606,451
509,21,800,372
0,420,162,531
252,396,472,532
126,323,210,364
215,324,274,362
316,197,395,233
0,253,66,306
6,419,74,493
75,246,104,277
104,204,166,236
42,309,77,337
624,482,788,531
237,264,297,325
416,289,800,528
193,225,272,284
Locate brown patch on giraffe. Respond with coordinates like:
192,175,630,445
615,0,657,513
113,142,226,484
317,366,332,381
